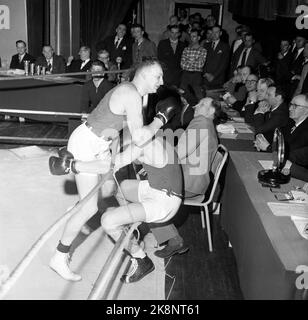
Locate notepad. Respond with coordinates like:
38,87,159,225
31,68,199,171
258,160,274,170
232,123,254,133
268,202,308,219
220,133,238,139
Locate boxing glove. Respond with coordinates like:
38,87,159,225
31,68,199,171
155,96,179,126
49,148,78,175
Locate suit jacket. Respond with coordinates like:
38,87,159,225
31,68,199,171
66,59,92,73
132,38,157,66
35,54,65,74
102,60,118,83
10,53,35,70
81,78,115,113
204,40,230,88
290,49,305,77
96,35,133,69
230,46,266,75
253,101,289,142
274,50,293,85
157,39,186,87
177,115,218,197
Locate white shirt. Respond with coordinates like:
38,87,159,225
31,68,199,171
237,47,252,66
233,39,242,53
212,40,220,51
295,116,308,129
18,53,25,62
295,47,304,60
81,58,90,69
114,36,123,48
47,57,53,71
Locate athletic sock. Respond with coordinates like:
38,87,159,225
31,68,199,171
56,241,71,253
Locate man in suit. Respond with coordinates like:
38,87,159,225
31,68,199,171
35,45,65,74
157,24,186,87
9,40,35,70
253,85,289,143
80,60,115,114
203,25,230,90
294,42,308,96
97,49,118,83
66,46,92,73
255,94,308,182
131,24,157,66
230,33,267,76
95,23,133,69
274,39,293,87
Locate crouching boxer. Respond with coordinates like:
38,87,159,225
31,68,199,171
101,135,183,283
48,59,178,282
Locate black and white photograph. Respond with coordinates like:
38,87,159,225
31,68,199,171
0,0,308,304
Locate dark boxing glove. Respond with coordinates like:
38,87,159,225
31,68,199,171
155,96,179,126
49,148,79,175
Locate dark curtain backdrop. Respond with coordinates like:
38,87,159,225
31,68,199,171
26,0,50,58
80,0,135,55
229,0,308,20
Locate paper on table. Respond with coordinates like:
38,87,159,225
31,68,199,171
232,122,254,133
259,160,274,170
231,117,245,123
268,202,308,219
220,133,238,139
291,216,308,240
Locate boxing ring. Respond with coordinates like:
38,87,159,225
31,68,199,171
0,143,168,300
0,69,132,145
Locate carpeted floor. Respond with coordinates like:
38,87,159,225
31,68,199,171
0,146,165,300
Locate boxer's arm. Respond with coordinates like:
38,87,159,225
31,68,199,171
113,143,144,172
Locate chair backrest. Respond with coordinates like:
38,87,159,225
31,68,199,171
206,144,229,204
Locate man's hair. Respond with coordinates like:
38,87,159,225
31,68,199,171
269,85,286,101
91,60,105,69
211,25,222,32
190,29,201,37
131,23,144,32
258,77,275,87
168,24,180,31
212,100,229,125
80,45,91,52
135,57,161,75
97,49,109,56
16,40,26,47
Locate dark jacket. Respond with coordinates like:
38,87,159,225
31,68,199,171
81,78,115,113
10,53,35,70
289,49,305,77
132,38,157,66
274,50,293,85
96,35,133,69
230,46,266,75
157,39,186,87
35,54,66,74
66,59,92,73
253,101,289,142
204,40,230,88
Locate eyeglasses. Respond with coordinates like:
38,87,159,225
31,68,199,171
245,80,257,84
290,102,307,109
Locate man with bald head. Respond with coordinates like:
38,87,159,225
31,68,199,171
255,93,308,181
35,45,65,74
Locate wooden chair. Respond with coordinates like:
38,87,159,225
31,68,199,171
183,144,229,252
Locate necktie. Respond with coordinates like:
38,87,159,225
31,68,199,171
47,60,52,71
115,38,120,48
212,41,215,50
240,49,247,66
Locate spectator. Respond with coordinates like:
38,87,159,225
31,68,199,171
274,39,293,90
157,25,186,87
160,15,190,45
35,45,65,74
203,25,230,90
255,94,308,182
152,97,221,258
294,42,308,96
253,84,289,143
9,40,35,70
95,23,133,69
205,15,229,44
97,49,117,83
80,60,115,114
66,46,92,73
200,28,213,51
230,25,245,55
131,24,157,66
180,29,207,101
230,33,267,76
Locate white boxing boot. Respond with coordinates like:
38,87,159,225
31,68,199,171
49,251,82,282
